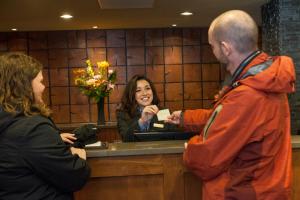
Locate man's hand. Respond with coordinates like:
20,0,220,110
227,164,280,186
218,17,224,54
165,110,182,124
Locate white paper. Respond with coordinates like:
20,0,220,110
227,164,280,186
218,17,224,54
85,141,101,147
156,109,170,121
153,123,164,128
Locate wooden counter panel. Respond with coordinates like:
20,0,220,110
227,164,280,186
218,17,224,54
88,156,164,177
76,175,164,200
184,173,202,200
75,141,300,200
292,149,300,199
75,154,201,200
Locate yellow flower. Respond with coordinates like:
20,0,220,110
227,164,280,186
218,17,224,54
86,60,92,67
73,59,117,101
97,61,109,69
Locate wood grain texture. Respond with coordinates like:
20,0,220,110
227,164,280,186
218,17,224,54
75,148,300,200
292,149,300,200
74,154,201,200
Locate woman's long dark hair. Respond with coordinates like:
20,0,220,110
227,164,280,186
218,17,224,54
118,75,160,117
0,52,50,117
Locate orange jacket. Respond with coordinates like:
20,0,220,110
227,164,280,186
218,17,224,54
183,52,295,200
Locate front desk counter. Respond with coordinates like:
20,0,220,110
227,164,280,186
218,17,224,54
74,135,300,200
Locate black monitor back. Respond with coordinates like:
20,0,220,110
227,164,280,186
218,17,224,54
133,131,197,142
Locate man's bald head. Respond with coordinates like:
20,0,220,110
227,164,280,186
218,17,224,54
209,10,258,54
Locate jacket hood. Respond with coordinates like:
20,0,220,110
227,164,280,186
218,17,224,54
240,53,296,94
0,108,18,134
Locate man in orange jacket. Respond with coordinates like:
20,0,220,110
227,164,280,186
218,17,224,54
166,10,295,200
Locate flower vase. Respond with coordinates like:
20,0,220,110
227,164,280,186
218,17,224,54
96,97,105,125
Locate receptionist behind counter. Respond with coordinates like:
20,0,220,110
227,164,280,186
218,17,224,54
116,75,178,142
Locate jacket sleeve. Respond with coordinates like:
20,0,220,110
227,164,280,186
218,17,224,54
21,121,90,192
117,111,140,142
183,109,213,132
183,88,269,180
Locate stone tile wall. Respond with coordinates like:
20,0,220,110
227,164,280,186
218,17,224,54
262,0,300,134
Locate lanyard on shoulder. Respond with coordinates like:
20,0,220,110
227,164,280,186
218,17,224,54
231,50,262,87
213,50,262,104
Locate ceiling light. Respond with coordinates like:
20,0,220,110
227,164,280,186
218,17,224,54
172,24,177,27
11,28,17,31
181,11,193,16
60,14,73,19
98,0,154,9
92,26,98,29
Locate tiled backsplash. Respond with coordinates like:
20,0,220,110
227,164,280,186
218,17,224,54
0,28,225,124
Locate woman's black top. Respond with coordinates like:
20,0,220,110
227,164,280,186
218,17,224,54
117,109,179,142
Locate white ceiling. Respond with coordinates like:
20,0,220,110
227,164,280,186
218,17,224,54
0,0,269,31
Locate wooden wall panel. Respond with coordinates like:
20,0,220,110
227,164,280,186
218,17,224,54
86,30,106,48
0,28,226,125
8,32,27,51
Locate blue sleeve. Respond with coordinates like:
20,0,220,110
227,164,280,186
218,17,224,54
138,119,150,131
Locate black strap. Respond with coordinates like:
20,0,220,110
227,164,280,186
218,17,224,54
231,50,262,86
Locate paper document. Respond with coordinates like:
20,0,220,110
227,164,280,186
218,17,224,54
85,141,101,147
157,109,171,121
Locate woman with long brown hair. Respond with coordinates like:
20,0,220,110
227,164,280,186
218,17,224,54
117,75,177,142
0,52,90,200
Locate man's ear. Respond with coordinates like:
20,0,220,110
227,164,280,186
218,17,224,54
220,41,231,57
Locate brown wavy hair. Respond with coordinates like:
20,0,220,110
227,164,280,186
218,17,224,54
117,75,160,117
0,52,50,117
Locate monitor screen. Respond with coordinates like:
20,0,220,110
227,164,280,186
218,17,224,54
133,131,197,142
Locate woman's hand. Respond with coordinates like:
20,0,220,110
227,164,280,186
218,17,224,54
70,147,87,160
140,105,159,124
165,110,182,124
60,133,77,144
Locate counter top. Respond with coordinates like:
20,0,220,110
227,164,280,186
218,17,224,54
86,135,300,158
87,140,185,157
57,122,117,131
293,135,300,148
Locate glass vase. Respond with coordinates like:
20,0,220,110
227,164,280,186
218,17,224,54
96,97,105,125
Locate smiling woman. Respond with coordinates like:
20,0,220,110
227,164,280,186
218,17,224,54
116,75,178,142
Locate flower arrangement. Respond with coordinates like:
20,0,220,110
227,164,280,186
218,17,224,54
73,60,117,102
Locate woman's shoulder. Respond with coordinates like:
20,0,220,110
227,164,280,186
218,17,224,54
3,114,57,140
117,109,139,119
12,114,55,132
116,109,127,117
20,114,52,124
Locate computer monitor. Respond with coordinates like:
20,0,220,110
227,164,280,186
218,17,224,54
133,131,197,142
